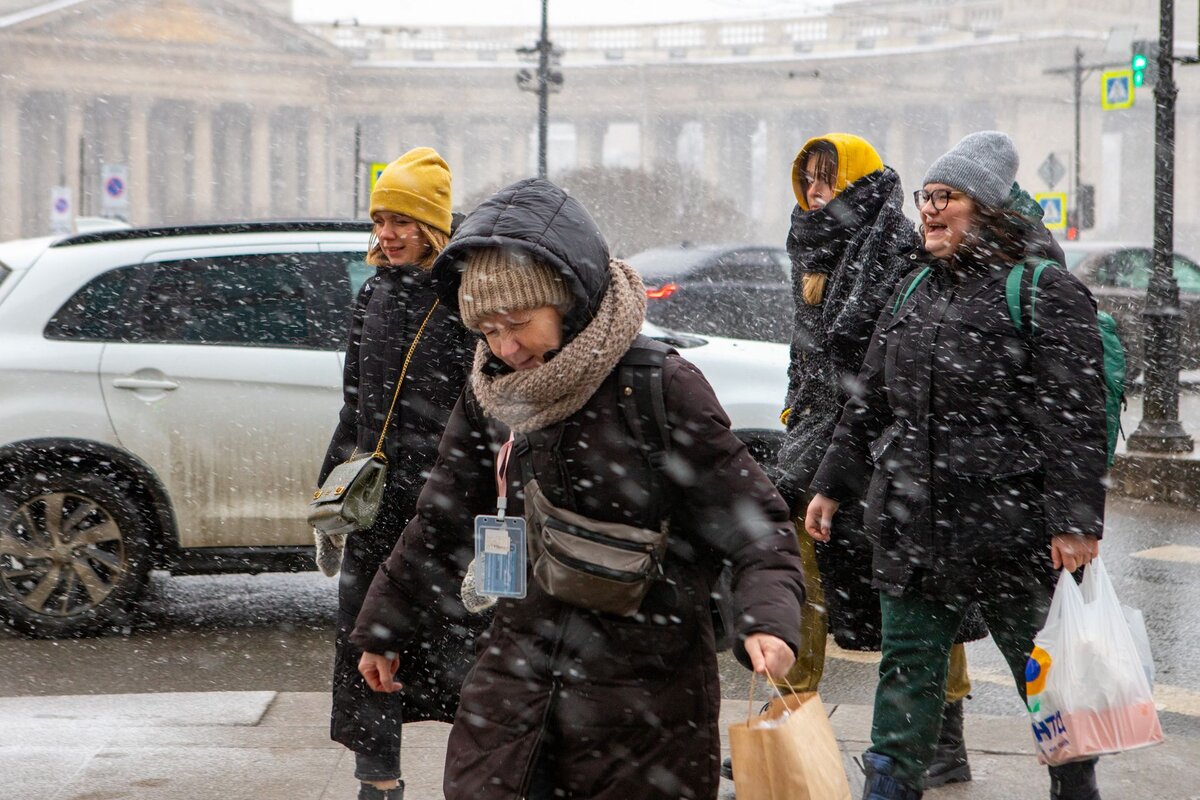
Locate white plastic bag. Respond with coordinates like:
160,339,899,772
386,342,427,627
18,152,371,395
1025,557,1163,765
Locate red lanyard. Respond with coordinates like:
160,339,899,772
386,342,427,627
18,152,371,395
495,432,514,518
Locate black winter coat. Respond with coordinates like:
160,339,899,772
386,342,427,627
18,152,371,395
811,250,1108,596
352,179,806,799
776,170,923,649
319,265,481,753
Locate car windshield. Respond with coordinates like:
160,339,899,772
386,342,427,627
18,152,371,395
626,248,709,280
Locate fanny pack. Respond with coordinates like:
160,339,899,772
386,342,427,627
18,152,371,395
524,479,668,617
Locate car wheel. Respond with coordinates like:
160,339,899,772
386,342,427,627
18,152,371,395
0,466,153,638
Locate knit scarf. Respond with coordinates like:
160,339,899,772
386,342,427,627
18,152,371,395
471,259,647,433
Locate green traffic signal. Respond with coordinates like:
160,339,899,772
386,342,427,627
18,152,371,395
1132,52,1148,87
1131,40,1157,89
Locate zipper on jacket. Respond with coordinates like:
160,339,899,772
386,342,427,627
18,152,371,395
543,516,655,553
517,675,561,798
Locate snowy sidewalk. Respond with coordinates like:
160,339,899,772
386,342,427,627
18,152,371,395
0,691,1193,799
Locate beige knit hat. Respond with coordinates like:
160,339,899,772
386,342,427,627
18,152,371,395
458,248,573,330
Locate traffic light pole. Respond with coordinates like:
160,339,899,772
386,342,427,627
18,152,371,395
1044,49,1124,229
1127,0,1194,453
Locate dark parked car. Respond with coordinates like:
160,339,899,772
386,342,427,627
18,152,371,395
627,243,792,343
1066,242,1200,372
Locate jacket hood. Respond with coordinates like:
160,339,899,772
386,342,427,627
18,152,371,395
431,178,610,336
792,133,884,210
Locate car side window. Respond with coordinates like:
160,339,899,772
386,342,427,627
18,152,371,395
1095,250,1149,290
44,266,141,341
772,249,793,280
313,252,375,350
119,253,349,349
1173,257,1200,294
696,250,786,284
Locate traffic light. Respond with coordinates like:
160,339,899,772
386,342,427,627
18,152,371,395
1131,40,1159,88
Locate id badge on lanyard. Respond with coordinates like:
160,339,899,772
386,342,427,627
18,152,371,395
473,432,527,599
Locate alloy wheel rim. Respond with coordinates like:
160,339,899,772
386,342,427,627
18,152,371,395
0,492,127,617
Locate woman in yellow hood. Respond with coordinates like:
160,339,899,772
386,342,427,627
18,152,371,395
771,133,981,790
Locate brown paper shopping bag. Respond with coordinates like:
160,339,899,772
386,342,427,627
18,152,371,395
728,677,852,800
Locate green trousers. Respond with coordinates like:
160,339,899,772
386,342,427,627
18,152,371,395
869,574,1052,787
776,528,972,701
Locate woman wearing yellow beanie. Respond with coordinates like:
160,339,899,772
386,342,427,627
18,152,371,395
316,146,483,800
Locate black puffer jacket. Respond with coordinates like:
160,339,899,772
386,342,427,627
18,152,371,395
811,246,1108,596
353,180,806,800
319,265,481,752
775,168,924,650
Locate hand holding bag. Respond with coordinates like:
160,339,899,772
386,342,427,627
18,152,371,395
727,674,852,800
1025,557,1164,765
307,300,439,537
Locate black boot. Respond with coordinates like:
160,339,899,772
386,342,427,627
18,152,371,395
861,752,923,800
1049,758,1100,800
922,700,971,788
720,756,734,780
358,780,405,800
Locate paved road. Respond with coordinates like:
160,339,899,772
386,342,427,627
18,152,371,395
2,497,1199,741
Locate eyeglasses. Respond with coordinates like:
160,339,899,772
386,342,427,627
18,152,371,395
913,189,965,211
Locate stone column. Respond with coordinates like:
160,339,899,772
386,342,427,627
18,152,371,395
127,97,150,226
574,119,606,169
250,108,272,218
191,104,214,222
701,117,725,190
307,111,330,217
639,116,680,172
64,98,84,217
761,114,794,242
0,90,21,240
715,114,756,214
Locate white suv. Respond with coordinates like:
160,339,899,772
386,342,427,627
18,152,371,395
0,223,786,637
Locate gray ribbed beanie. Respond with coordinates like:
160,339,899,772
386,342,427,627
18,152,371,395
458,247,573,330
922,131,1018,208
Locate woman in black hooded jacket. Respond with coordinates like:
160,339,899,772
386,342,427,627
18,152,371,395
352,178,807,800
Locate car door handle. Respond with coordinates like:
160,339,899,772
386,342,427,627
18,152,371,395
113,377,180,391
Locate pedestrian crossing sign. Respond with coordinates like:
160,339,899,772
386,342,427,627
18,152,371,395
1035,192,1068,230
1101,70,1135,110
369,162,388,194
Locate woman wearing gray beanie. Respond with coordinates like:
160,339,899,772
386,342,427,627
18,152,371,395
806,132,1109,800
349,178,807,800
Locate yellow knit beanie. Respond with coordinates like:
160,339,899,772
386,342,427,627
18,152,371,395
458,248,573,330
369,147,453,234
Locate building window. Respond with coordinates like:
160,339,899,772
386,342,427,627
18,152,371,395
656,25,704,48
785,20,827,43
719,24,765,46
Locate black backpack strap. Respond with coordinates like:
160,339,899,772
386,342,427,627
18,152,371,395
617,335,673,472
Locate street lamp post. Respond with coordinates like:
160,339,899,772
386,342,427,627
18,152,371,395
516,0,562,180
1127,0,1193,453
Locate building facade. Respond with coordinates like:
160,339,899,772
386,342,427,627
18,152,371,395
1,0,1196,254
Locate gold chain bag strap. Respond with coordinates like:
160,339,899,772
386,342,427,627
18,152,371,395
308,299,440,536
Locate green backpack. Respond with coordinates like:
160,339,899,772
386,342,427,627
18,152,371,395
892,260,1126,467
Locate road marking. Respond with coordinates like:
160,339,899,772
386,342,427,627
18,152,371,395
1132,544,1200,565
